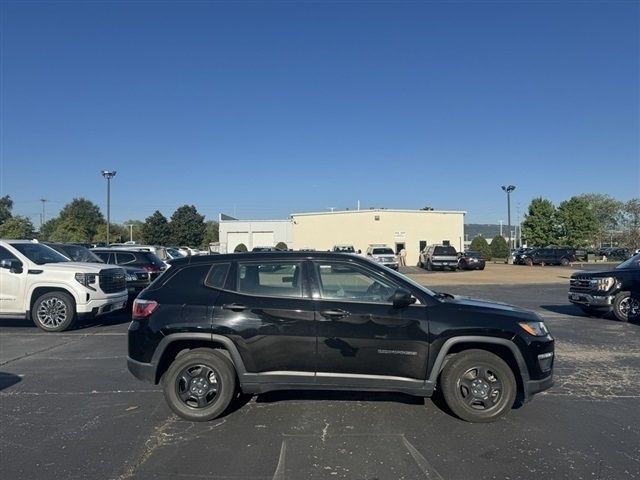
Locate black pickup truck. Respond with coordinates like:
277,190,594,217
128,251,554,423
569,253,640,322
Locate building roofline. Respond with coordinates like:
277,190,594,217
290,209,466,217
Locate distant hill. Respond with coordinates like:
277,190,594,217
464,224,502,239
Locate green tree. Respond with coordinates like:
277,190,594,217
93,223,127,244
275,242,288,251
170,205,206,246
490,235,509,258
470,235,491,260
38,218,59,241
621,198,640,250
142,211,171,245
49,217,90,243
201,220,220,248
0,195,13,224
576,193,623,247
0,216,34,239
556,197,599,248
57,198,104,242
521,198,558,247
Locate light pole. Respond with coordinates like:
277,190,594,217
101,170,117,245
501,185,516,263
126,223,134,243
39,198,47,230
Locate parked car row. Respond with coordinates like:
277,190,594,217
513,248,576,266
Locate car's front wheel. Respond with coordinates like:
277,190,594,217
163,348,236,421
612,291,640,322
32,291,76,332
440,349,516,423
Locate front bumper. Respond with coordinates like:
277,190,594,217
524,373,554,402
568,292,614,307
78,293,128,316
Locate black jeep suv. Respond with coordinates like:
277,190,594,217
569,253,640,322
127,252,554,423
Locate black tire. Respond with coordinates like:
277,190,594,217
524,258,533,267
426,260,432,271
560,257,570,266
479,265,485,271
440,349,516,423
418,258,424,268
31,291,76,332
612,291,639,322
163,348,236,421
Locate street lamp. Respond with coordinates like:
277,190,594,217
101,170,117,245
501,185,516,263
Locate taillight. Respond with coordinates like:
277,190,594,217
143,265,160,272
132,299,158,320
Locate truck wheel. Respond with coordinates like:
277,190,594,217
612,292,640,322
440,349,516,423
560,257,570,266
32,292,76,332
426,260,432,271
525,258,533,266
163,348,236,422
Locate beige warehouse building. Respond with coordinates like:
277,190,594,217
291,209,465,266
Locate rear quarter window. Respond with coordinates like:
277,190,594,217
149,264,219,304
204,263,230,289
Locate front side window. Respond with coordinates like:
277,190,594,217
10,243,69,265
93,251,111,263
314,262,400,303
237,262,302,298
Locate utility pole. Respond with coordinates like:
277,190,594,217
101,170,117,245
126,224,134,242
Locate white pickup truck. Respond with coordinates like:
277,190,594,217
0,239,129,332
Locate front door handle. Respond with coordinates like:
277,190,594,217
320,309,349,320
223,303,247,312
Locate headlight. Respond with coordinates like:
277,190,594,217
519,321,549,337
75,272,97,290
125,273,137,281
589,277,615,291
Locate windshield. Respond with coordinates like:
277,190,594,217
616,253,640,270
465,251,481,257
434,246,457,255
372,248,394,255
334,246,355,252
58,245,103,263
11,243,70,265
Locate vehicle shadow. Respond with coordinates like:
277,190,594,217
0,310,131,331
0,372,22,391
539,304,587,317
253,389,424,405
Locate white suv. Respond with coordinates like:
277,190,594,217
0,240,128,332
365,245,399,270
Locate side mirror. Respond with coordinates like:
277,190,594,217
1,258,23,274
392,288,416,308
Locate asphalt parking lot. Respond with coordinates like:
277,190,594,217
1,280,639,480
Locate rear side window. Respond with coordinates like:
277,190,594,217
93,251,111,263
142,252,165,266
115,252,136,264
205,263,230,289
237,262,302,298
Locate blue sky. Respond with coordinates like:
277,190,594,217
1,1,638,227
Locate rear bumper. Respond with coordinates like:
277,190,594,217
127,358,156,383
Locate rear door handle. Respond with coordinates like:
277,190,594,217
223,303,247,312
320,309,349,320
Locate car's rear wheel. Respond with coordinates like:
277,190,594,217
163,348,236,421
612,292,640,322
32,292,76,332
440,349,516,423
560,257,570,266
426,260,432,271
525,258,533,266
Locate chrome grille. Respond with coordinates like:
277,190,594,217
99,268,126,293
569,277,591,291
